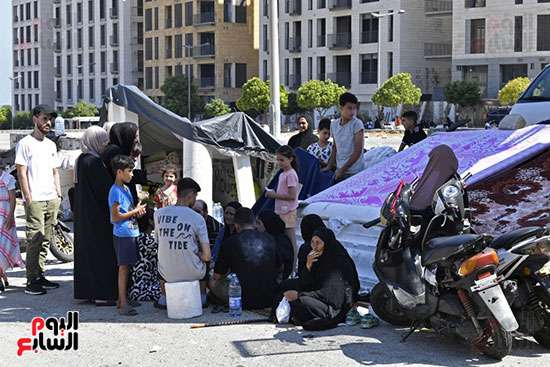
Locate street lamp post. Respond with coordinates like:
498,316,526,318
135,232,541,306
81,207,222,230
372,10,405,88
183,42,210,121
8,74,22,130
269,0,281,138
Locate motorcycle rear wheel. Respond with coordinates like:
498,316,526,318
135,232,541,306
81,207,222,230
481,317,513,360
533,310,550,348
370,283,411,327
49,224,74,263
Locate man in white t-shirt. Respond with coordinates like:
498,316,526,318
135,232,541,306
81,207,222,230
153,177,211,310
321,92,365,181
15,104,62,295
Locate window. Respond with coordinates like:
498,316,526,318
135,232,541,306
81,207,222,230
465,0,486,7
166,66,173,78
185,33,193,56
34,71,39,88
145,8,153,31
67,80,73,101
360,54,377,84
175,34,183,58
537,15,550,51
33,1,38,19
154,37,159,59
263,59,268,81
165,6,172,29
515,16,522,52
100,25,106,46
34,48,38,65
66,55,73,76
285,23,289,50
89,0,94,22
388,11,394,42
235,2,247,23
308,57,312,80
89,53,95,74
56,81,61,100
100,0,106,19
500,64,527,88
101,78,106,97
89,26,95,48
284,58,289,85
154,7,159,30
175,64,183,75
185,2,193,26
224,0,232,22
388,52,393,78
77,2,82,23
463,65,488,96
224,63,232,88
77,28,83,49
27,49,31,66
317,18,326,47
165,36,173,58
67,5,72,26
146,67,153,89
263,24,268,52
235,63,247,87
26,2,31,20
155,66,159,89
138,23,143,44
67,30,72,50
515,0,523,3
89,79,95,101
308,20,312,48
33,24,38,42
113,50,119,73
361,14,378,44
263,0,268,16
175,3,183,27
318,0,326,9
470,18,485,54
100,51,106,73
77,80,83,100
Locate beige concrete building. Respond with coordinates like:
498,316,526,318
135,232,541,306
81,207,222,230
143,0,259,109
452,0,550,98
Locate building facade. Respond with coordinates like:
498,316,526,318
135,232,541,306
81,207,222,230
52,0,144,112
142,0,259,108
12,0,55,114
452,0,550,99
259,0,453,107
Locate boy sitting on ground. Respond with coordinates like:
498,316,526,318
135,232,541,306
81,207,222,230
398,111,427,152
306,118,333,169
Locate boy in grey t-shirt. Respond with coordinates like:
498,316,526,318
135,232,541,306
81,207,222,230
322,92,364,181
154,178,211,309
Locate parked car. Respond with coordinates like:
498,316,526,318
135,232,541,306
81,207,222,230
484,107,511,125
510,64,550,125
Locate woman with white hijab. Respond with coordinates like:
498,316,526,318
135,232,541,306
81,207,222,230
73,126,119,306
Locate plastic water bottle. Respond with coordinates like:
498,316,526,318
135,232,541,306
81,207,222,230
228,273,242,318
213,202,224,224
55,116,65,136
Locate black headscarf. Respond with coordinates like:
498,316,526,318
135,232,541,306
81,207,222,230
258,210,294,279
109,122,139,156
288,114,318,150
297,214,326,273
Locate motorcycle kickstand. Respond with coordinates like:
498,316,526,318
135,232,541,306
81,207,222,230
400,321,420,343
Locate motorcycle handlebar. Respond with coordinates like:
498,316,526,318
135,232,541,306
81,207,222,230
363,218,382,229
462,172,473,182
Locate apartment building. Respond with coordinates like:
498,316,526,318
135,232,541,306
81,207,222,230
143,0,259,107
52,0,144,112
259,0,453,106
452,0,550,98
12,0,55,114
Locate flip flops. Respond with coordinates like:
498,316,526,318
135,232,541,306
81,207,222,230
119,305,137,316
211,304,230,313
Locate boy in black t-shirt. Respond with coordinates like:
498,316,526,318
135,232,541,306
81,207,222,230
398,111,427,152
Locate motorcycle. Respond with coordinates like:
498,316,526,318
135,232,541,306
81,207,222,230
50,209,74,263
488,226,550,348
367,176,518,359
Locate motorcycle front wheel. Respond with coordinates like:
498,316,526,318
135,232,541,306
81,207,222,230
49,224,74,263
370,283,411,327
481,317,513,360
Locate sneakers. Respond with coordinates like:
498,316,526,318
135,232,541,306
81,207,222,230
38,276,59,289
346,310,361,326
360,314,380,329
25,279,47,295
153,300,167,310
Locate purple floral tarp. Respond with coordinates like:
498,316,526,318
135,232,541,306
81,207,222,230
306,125,550,207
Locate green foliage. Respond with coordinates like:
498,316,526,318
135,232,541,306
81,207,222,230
0,105,12,129
372,73,422,108
204,98,231,119
62,100,98,118
296,79,346,117
236,77,289,115
160,74,204,119
282,93,306,116
498,77,531,105
443,80,481,108
14,111,32,129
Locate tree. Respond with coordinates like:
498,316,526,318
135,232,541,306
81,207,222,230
204,98,231,119
443,80,481,123
282,92,306,116
0,105,12,129
372,73,422,117
14,111,32,129
62,100,99,118
236,77,289,124
160,74,204,119
296,79,346,118
498,77,530,105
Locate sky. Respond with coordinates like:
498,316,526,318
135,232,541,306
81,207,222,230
0,1,12,106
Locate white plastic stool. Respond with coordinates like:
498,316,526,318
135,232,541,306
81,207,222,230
165,280,203,319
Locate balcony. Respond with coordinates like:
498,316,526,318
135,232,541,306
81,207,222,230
288,1,302,15
424,43,452,58
198,77,215,89
360,31,378,44
328,72,351,88
329,0,351,11
289,74,302,89
360,71,376,84
317,35,326,47
193,12,215,26
110,7,119,20
289,37,301,53
425,0,453,15
327,32,351,49
110,35,119,47
193,44,215,58
110,63,119,74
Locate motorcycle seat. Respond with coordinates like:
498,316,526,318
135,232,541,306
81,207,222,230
490,227,546,250
422,234,484,267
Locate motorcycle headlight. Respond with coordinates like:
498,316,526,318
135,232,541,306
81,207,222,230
511,236,550,257
442,185,460,199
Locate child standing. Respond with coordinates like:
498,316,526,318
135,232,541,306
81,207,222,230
306,118,334,168
398,111,427,152
154,164,178,209
0,164,23,293
265,145,300,273
109,155,146,316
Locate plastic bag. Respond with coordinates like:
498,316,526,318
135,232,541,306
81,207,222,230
276,296,291,324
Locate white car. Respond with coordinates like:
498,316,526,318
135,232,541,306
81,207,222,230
510,65,550,126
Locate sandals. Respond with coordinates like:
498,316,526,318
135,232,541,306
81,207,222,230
116,299,142,309
119,305,137,316
211,304,230,314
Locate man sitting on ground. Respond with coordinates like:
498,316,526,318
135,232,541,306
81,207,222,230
209,207,280,310
154,178,211,310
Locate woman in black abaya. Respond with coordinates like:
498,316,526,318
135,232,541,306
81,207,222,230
288,114,318,150
257,210,294,280
74,126,118,305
